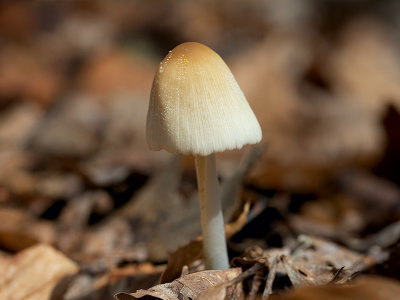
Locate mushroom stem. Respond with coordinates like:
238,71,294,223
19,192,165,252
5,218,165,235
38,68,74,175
195,154,229,270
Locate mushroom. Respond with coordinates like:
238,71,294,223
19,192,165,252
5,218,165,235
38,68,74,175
146,42,262,269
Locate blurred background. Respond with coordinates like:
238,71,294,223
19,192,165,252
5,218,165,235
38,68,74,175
1,0,400,298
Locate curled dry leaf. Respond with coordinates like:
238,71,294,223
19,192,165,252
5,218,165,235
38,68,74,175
0,244,79,300
116,268,242,300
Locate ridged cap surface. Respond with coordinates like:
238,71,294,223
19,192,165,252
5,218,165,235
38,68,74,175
146,42,262,155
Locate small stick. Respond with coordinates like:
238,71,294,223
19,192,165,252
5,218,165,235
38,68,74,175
262,257,278,300
247,267,265,300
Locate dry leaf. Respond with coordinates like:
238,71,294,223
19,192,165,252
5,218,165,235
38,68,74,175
117,268,242,300
196,283,228,300
280,235,366,286
0,244,79,300
281,255,344,287
160,239,203,284
235,235,370,293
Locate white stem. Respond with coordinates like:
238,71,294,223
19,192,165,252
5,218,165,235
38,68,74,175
195,154,229,270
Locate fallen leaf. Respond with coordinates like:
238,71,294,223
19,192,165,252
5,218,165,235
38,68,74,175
117,268,242,300
196,283,227,300
293,235,369,272
234,235,375,294
160,239,203,284
279,235,370,287
0,244,79,300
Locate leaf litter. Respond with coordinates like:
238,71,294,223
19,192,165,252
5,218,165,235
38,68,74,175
1,1,400,300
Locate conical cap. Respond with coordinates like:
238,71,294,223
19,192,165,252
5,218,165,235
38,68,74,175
146,42,262,155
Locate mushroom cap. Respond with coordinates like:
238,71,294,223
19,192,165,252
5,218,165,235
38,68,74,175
146,42,262,156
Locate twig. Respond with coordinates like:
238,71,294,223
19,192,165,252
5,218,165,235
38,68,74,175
262,256,278,300
247,268,265,300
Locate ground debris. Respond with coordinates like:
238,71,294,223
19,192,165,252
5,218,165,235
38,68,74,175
0,1,400,299
0,244,79,300
231,234,382,297
116,268,243,300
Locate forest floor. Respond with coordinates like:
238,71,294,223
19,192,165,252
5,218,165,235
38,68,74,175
0,1,399,299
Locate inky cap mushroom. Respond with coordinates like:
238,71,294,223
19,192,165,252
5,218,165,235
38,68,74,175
146,42,262,156
146,42,262,270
